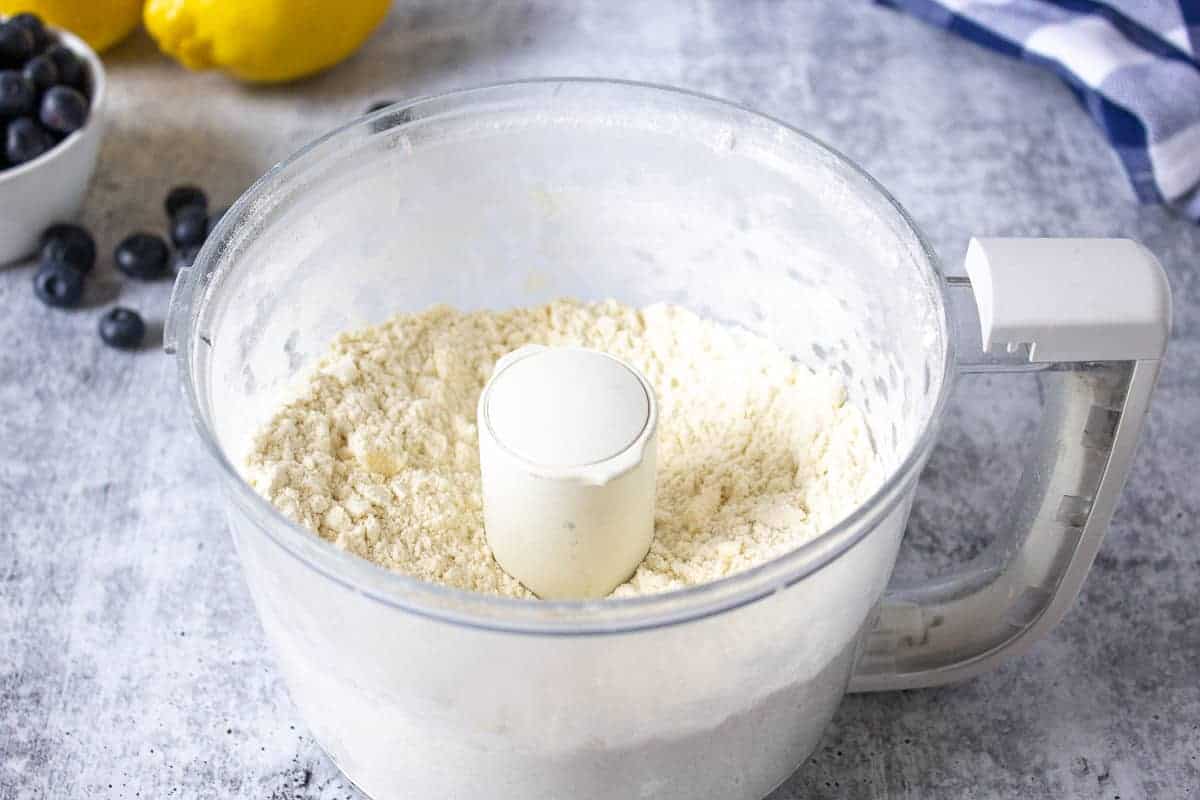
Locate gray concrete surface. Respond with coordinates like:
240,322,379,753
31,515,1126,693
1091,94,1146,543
2,2,1197,798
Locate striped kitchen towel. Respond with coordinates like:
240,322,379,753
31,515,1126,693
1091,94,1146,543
877,0,1200,221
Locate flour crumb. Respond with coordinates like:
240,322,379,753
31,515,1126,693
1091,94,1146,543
245,299,882,598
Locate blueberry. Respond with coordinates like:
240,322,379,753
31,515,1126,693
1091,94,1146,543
169,204,208,248
114,233,169,280
45,44,85,91
173,244,200,271
368,105,413,134
366,100,396,114
0,70,34,117
98,307,146,350
4,116,53,164
38,85,87,134
33,260,84,308
22,53,58,93
165,185,207,218
40,223,96,273
0,22,35,68
7,13,50,52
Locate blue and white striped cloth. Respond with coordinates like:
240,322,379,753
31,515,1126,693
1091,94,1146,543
878,0,1200,221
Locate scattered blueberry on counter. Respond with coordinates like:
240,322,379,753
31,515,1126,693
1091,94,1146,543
33,259,83,308
208,206,227,232
32,224,93,309
165,183,213,257
366,100,413,134
40,223,95,273
28,184,220,350
165,185,207,218
0,13,90,171
98,307,146,350
173,244,200,271
114,233,169,280
170,204,208,248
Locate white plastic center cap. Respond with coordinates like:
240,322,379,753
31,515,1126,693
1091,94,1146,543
478,346,658,600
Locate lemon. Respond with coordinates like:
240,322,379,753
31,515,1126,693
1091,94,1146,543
144,0,391,83
0,0,142,52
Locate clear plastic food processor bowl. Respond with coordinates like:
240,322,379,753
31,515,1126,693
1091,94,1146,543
165,81,1169,799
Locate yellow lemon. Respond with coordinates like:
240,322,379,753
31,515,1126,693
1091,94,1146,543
144,0,391,83
0,0,142,52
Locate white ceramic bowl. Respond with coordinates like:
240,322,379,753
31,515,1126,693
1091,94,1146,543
0,29,106,265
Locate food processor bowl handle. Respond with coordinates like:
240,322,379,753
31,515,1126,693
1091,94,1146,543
849,238,1171,692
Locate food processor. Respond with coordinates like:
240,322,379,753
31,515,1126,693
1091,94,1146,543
164,80,1169,799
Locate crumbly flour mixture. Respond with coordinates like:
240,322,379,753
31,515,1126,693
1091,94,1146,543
246,299,880,598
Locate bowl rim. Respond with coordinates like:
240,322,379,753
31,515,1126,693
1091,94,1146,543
183,78,956,635
0,27,107,185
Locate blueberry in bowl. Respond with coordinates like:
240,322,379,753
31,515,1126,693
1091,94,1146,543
38,85,88,134
0,69,35,116
4,116,52,162
0,13,105,264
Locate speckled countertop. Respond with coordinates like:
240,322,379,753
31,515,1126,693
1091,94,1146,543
2,2,1197,798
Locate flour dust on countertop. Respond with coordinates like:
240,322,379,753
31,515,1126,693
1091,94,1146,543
244,299,882,598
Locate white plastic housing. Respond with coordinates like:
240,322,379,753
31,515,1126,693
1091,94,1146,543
851,237,1170,692
964,238,1170,362
170,83,1168,800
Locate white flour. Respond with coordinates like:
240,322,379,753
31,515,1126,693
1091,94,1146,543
245,299,881,598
